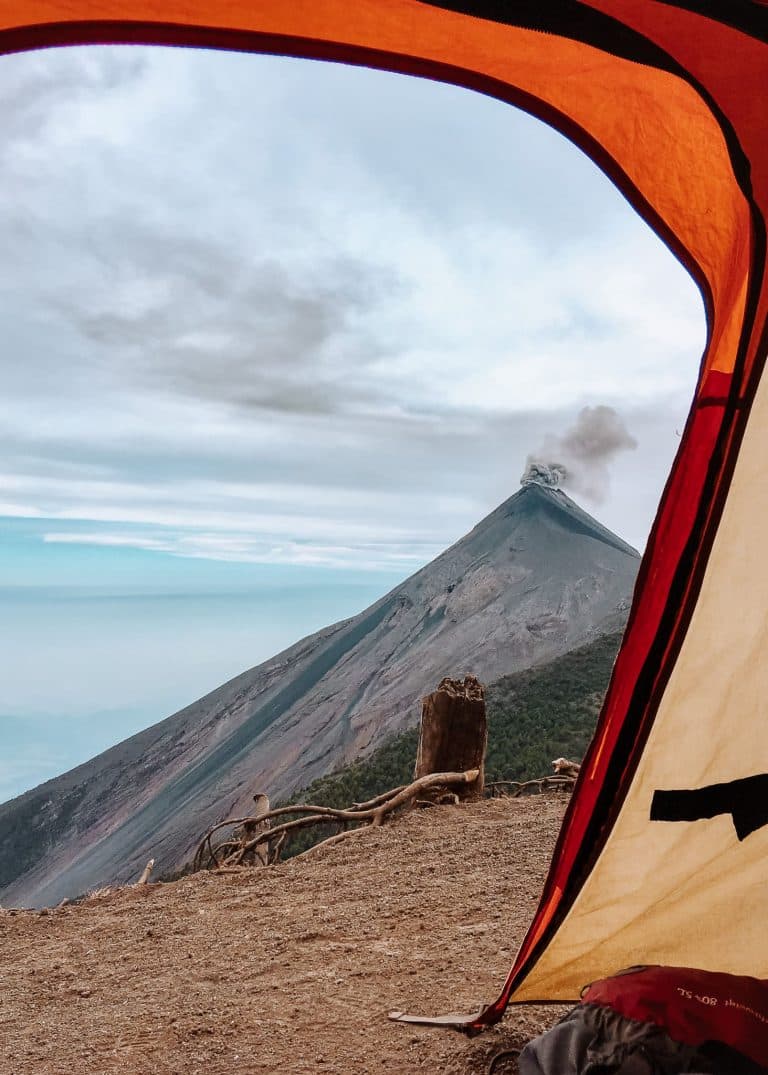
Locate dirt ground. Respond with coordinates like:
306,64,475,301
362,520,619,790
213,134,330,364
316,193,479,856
1,794,571,1075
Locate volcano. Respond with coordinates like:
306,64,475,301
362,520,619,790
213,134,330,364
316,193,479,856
0,485,640,907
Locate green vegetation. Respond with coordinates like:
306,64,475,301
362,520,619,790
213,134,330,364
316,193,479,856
284,726,419,815
279,631,623,855
484,630,622,782
0,783,87,889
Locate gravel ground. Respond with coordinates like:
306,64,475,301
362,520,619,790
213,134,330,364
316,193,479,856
1,794,570,1075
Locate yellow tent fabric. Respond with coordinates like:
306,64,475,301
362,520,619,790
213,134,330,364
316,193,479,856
3,0,767,1022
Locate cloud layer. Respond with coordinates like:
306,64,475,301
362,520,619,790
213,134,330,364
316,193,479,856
0,45,706,564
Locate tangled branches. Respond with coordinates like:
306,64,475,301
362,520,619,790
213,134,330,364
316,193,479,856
193,768,480,873
486,758,581,798
485,775,576,797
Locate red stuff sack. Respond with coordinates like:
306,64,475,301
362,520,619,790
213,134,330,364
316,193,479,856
581,965,768,1068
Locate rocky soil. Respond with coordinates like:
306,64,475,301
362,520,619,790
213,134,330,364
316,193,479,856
0,794,571,1075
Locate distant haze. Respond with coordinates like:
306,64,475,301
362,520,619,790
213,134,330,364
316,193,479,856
0,565,401,804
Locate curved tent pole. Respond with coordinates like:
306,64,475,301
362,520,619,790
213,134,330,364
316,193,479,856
2,0,766,1026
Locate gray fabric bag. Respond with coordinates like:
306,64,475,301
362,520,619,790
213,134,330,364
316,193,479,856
518,1002,764,1075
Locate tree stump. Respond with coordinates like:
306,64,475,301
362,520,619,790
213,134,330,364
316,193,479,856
414,675,486,800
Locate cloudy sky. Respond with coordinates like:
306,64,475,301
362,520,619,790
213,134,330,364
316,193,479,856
0,44,706,800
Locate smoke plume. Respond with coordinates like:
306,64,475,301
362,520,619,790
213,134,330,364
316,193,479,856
521,405,637,502
520,461,567,490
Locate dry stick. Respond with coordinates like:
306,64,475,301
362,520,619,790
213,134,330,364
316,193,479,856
199,765,562,870
226,813,334,863
195,825,267,869
195,813,280,858
211,840,242,868
269,831,287,865
242,769,478,856
288,773,479,861
223,772,477,838
195,806,353,863
510,776,575,797
192,806,285,867
197,769,479,868
206,832,221,869
217,813,346,868
485,776,575,798
198,809,318,865
367,768,478,824
135,858,155,885
351,785,408,811
193,831,219,871
289,823,374,862
486,776,574,791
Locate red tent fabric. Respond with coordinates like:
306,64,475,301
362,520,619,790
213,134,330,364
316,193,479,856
3,0,767,1022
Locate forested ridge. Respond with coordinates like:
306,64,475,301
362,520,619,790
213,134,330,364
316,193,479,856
280,630,622,852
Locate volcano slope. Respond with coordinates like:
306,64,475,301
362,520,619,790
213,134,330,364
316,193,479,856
0,793,569,1075
0,483,638,908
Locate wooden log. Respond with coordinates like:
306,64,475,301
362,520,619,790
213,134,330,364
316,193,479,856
135,858,154,885
414,675,486,800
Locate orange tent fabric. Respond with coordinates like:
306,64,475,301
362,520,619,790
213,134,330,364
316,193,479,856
3,0,767,1023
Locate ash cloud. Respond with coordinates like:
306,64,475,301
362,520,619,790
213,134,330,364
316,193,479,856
0,46,700,567
520,461,567,490
521,406,637,501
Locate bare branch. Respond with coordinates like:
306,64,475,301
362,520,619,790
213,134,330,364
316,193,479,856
485,775,576,798
351,785,408,810
193,769,480,872
289,825,373,862
135,858,154,885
